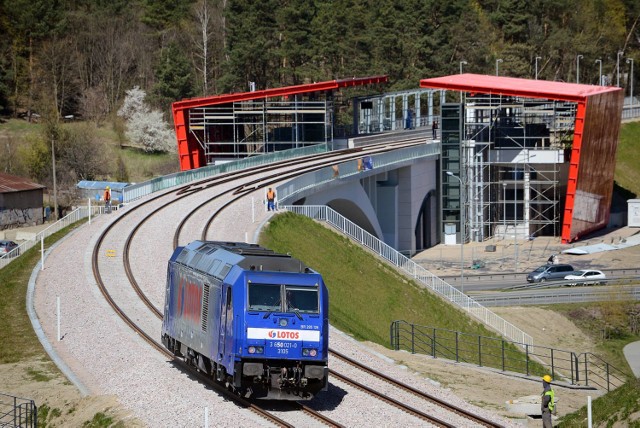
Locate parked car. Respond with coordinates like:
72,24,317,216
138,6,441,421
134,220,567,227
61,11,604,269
564,269,606,286
526,264,575,283
0,240,20,258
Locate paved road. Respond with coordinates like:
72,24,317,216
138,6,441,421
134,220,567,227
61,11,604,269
624,341,640,378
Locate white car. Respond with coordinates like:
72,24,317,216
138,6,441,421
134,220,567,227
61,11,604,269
564,269,606,286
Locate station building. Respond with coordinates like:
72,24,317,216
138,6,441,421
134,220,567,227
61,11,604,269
171,74,624,252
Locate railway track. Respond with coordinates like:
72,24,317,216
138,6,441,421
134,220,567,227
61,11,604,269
85,141,505,426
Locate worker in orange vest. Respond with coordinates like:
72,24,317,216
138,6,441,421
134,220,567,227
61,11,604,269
104,186,112,213
266,188,276,211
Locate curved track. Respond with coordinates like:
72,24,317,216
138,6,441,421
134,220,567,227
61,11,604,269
87,142,505,426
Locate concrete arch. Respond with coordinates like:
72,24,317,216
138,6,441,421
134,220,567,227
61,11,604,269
294,181,383,239
414,189,438,251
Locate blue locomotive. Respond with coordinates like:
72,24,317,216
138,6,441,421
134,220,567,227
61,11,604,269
161,241,329,400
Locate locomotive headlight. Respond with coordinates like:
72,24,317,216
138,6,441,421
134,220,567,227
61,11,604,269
302,348,318,357
248,346,264,354
279,318,288,327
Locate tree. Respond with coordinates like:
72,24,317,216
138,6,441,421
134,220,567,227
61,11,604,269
56,124,111,181
125,110,175,152
150,42,195,112
118,86,175,153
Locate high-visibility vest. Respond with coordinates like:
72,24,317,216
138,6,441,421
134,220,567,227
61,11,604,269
543,389,555,411
267,190,275,200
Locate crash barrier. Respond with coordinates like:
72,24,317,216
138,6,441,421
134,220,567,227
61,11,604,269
283,204,533,347
0,392,37,428
0,205,107,270
390,320,626,392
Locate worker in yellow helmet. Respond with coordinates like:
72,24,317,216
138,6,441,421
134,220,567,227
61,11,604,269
104,186,112,213
541,374,555,427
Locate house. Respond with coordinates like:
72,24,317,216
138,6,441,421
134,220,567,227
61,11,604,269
0,173,45,230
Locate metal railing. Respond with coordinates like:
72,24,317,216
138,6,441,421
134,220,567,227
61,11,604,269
283,204,533,346
0,205,108,270
278,141,439,205
390,320,626,391
122,144,328,203
0,392,37,427
469,286,640,307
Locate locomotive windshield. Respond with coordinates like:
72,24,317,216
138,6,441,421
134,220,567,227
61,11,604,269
285,286,319,313
248,283,319,313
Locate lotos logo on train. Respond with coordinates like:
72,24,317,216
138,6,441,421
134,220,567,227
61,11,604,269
268,330,300,340
248,328,319,341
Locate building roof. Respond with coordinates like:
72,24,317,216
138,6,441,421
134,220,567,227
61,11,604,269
420,73,621,102
172,75,389,110
0,173,45,193
76,180,130,191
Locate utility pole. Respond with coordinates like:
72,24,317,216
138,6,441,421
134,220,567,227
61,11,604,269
51,136,58,221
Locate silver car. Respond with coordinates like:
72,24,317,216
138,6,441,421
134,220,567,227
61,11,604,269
526,264,575,283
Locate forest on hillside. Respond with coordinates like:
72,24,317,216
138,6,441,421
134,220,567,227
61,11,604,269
1,0,639,123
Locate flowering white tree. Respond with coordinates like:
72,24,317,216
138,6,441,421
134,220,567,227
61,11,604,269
118,86,175,153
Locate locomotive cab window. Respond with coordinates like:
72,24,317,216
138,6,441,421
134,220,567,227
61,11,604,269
285,286,319,314
248,283,319,313
248,283,281,311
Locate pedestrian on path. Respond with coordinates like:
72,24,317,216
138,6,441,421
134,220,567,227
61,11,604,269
541,374,555,428
432,119,439,139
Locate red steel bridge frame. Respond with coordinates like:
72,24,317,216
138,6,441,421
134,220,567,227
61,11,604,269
420,74,623,243
172,76,388,171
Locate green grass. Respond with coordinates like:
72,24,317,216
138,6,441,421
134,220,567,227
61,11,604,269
0,245,53,363
558,378,640,427
615,121,640,198
0,222,88,363
261,212,499,343
551,300,640,378
116,146,179,182
0,118,43,134
260,212,547,377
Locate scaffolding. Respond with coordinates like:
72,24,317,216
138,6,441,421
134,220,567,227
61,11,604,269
461,94,576,241
187,96,333,164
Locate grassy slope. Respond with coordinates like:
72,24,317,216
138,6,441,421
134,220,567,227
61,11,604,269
0,118,178,183
615,121,640,197
261,212,515,344
0,223,86,363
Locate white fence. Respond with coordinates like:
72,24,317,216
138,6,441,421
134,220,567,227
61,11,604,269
0,205,108,270
283,205,534,346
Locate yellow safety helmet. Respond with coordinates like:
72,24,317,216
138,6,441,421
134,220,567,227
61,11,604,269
542,375,552,383
106,186,110,190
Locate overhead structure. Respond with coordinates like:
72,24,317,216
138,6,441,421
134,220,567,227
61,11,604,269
172,76,388,171
420,73,623,244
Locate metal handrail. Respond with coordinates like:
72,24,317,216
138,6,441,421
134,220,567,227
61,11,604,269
122,144,328,203
0,392,37,427
283,204,533,346
0,205,107,270
390,320,626,391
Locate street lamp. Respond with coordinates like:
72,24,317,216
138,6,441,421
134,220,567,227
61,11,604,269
627,58,634,105
446,171,465,292
459,61,468,102
595,59,602,85
617,51,624,87
496,58,503,76
502,182,507,239
535,56,542,80
576,55,583,83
